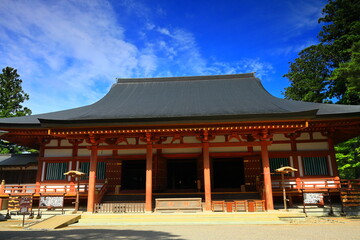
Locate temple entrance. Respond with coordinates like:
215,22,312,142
167,159,197,190
213,158,245,189
121,160,146,190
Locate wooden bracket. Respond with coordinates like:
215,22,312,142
140,132,162,144
228,131,242,142
170,133,183,144
196,130,215,143
37,137,51,146
241,134,255,142
68,139,84,145
86,134,104,145
321,129,335,138
104,136,129,145
284,132,301,139
252,130,273,141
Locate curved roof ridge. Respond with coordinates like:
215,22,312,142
0,73,359,128
116,72,256,84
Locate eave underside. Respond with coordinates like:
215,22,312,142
1,118,360,149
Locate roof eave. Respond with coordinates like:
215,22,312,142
38,110,319,128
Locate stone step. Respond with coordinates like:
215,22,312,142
76,212,305,226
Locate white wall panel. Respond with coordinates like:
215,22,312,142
297,142,329,151
78,142,91,147
313,132,328,140
119,138,137,145
253,146,261,152
297,133,310,140
44,149,72,157
211,136,226,143
46,139,59,147
162,136,173,144
78,149,90,157
268,143,291,151
61,140,73,147
183,136,201,143
98,150,113,156
273,134,288,141
118,149,146,155
162,148,201,154
209,146,247,152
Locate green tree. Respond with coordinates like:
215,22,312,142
283,0,360,179
336,137,360,179
0,67,32,154
284,0,360,104
330,40,360,105
283,45,330,103
0,67,31,118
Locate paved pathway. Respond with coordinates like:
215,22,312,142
0,218,360,240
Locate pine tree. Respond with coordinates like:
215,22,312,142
0,67,32,153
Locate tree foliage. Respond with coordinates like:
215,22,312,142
0,67,31,118
0,67,32,154
283,0,360,178
330,40,360,105
336,137,360,179
284,0,360,104
283,45,330,103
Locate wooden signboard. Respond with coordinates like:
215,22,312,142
8,195,20,212
302,191,325,216
155,198,202,212
19,196,33,213
38,195,65,214
19,196,33,226
303,193,324,205
6,195,33,222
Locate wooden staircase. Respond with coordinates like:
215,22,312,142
340,189,360,214
339,179,360,215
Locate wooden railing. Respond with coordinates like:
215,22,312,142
0,183,104,195
339,179,360,189
95,183,108,204
1,184,37,194
339,180,360,210
94,202,145,213
271,177,342,191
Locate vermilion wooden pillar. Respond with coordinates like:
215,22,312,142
289,135,300,178
87,145,98,212
328,136,339,176
35,141,46,194
145,143,153,212
261,141,274,210
203,142,212,211
35,159,43,194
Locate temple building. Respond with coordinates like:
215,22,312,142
0,73,360,213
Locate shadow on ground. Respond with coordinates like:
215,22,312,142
0,229,186,240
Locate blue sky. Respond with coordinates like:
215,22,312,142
0,0,327,114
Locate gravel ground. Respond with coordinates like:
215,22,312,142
0,217,360,240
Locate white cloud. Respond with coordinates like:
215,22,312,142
283,0,326,38
206,59,274,80
0,0,155,113
157,27,172,36
0,0,275,114
272,40,319,56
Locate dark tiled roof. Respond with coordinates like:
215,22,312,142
0,154,38,166
0,73,359,127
